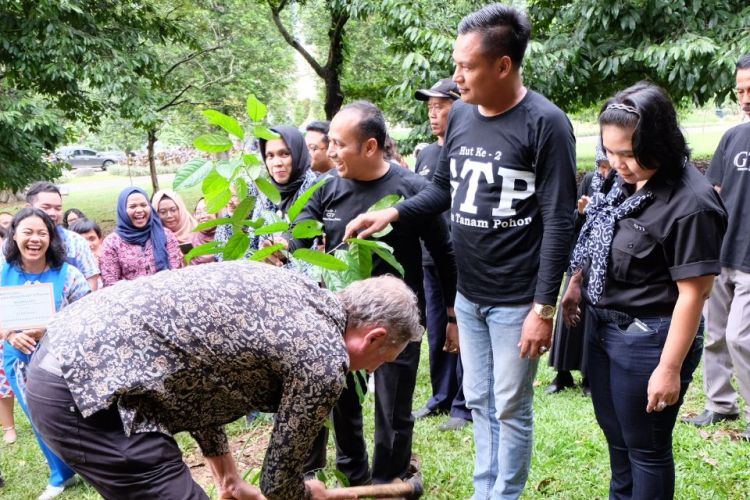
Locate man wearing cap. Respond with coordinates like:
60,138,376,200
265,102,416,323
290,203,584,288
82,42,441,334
411,78,472,432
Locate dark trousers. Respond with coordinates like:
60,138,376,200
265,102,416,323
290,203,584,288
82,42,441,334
25,354,208,500
305,371,371,485
305,342,421,484
587,314,702,499
423,265,470,420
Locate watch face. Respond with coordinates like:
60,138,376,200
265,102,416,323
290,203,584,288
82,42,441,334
536,304,555,319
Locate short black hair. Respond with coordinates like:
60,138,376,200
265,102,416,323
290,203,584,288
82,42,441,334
26,181,62,205
62,208,86,229
340,101,387,150
4,208,67,269
306,120,331,144
737,53,750,70
599,82,689,180
458,4,531,66
70,218,102,239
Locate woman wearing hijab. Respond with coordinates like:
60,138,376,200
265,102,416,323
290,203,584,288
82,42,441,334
546,142,615,395
151,189,197,246
189,197,216,265
256,125,318,221
99,187,183,286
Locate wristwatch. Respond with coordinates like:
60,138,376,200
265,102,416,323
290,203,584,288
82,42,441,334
533,303,556,320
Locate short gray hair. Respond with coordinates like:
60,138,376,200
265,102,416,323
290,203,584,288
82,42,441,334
338,275,423,345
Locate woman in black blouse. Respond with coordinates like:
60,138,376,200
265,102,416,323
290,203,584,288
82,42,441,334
562,82,727,499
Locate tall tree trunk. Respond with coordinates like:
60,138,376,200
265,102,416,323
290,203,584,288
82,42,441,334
323,71,345,120
147,128,159,193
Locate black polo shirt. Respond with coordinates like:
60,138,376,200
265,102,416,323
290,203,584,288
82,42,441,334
706,122,750,272
593,164,727,316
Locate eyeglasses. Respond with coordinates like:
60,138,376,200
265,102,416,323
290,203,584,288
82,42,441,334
157,207,179,216
307,144,327,153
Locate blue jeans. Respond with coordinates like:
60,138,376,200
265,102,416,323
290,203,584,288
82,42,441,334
455,293,537,500
3,341,76,487
587,315,702,499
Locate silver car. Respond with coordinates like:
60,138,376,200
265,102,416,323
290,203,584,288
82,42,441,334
55,147,121,171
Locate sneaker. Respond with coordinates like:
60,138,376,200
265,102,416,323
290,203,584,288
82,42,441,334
681,410,739,427
438,417,470,431
38,476,78,500
37,485,65,500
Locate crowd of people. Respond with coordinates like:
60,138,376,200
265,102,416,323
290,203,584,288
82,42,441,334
0,3,749,499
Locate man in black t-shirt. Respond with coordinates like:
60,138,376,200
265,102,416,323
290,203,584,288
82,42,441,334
345,5,576,498
281,101,458,485
411,78,472,432
684,54,750,440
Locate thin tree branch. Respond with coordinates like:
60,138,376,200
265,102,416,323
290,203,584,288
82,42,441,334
163,45,224,79
267,0,326,78
157,83,193,112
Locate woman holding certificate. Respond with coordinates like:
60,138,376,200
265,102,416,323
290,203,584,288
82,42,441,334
0,208,90,500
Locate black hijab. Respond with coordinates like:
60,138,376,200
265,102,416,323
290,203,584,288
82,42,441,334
259,125,312,212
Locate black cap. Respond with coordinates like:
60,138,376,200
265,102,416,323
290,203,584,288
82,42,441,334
415,78,460,101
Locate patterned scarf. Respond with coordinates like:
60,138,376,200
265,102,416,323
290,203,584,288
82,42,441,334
568,175,654,304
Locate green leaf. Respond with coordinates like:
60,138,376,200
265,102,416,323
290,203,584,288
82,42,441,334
202,170,232,214
287,177,328,222
215,159,237,179
241,218,266,230
173,157,212,190
249,243,285,262
353,244,373,278
291,220,323,239
367,194,403,212
184,241,222,264
293,248,348,271
254,221,290,236
349,238,404,276
242,154,262,166
246,94,268,122
193,218,229,232
202,109,244,139
352,370,367,404
253,125,279,141
231,197,256,227
235,178,248,201
194,133,233,153
255,177,281,205
372,224,393,239
223,232,250,260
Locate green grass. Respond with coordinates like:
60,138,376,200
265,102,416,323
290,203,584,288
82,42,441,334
2,340,748,499
0,173,202,233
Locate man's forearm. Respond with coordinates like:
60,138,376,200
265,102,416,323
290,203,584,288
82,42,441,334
205,452,242,492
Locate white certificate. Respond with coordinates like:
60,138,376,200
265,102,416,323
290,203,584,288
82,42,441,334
0,283,56,331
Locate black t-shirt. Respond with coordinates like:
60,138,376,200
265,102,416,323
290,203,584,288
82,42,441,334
415,142,451,267
706,122,750,272
595,165,727,316
398,92,578,306
290,164,457,311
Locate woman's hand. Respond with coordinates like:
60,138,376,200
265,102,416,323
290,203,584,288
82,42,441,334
561,270,583,327
8,331,38,355
24,328,47,341
646,363,681,413
577,195,591,215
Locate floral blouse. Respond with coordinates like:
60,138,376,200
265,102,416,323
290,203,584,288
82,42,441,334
98,230,183,286
46,261,349,500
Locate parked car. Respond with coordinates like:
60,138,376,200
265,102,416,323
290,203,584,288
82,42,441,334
55,147,122,171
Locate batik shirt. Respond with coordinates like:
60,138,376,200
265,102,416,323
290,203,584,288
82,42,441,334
45,261,349,500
